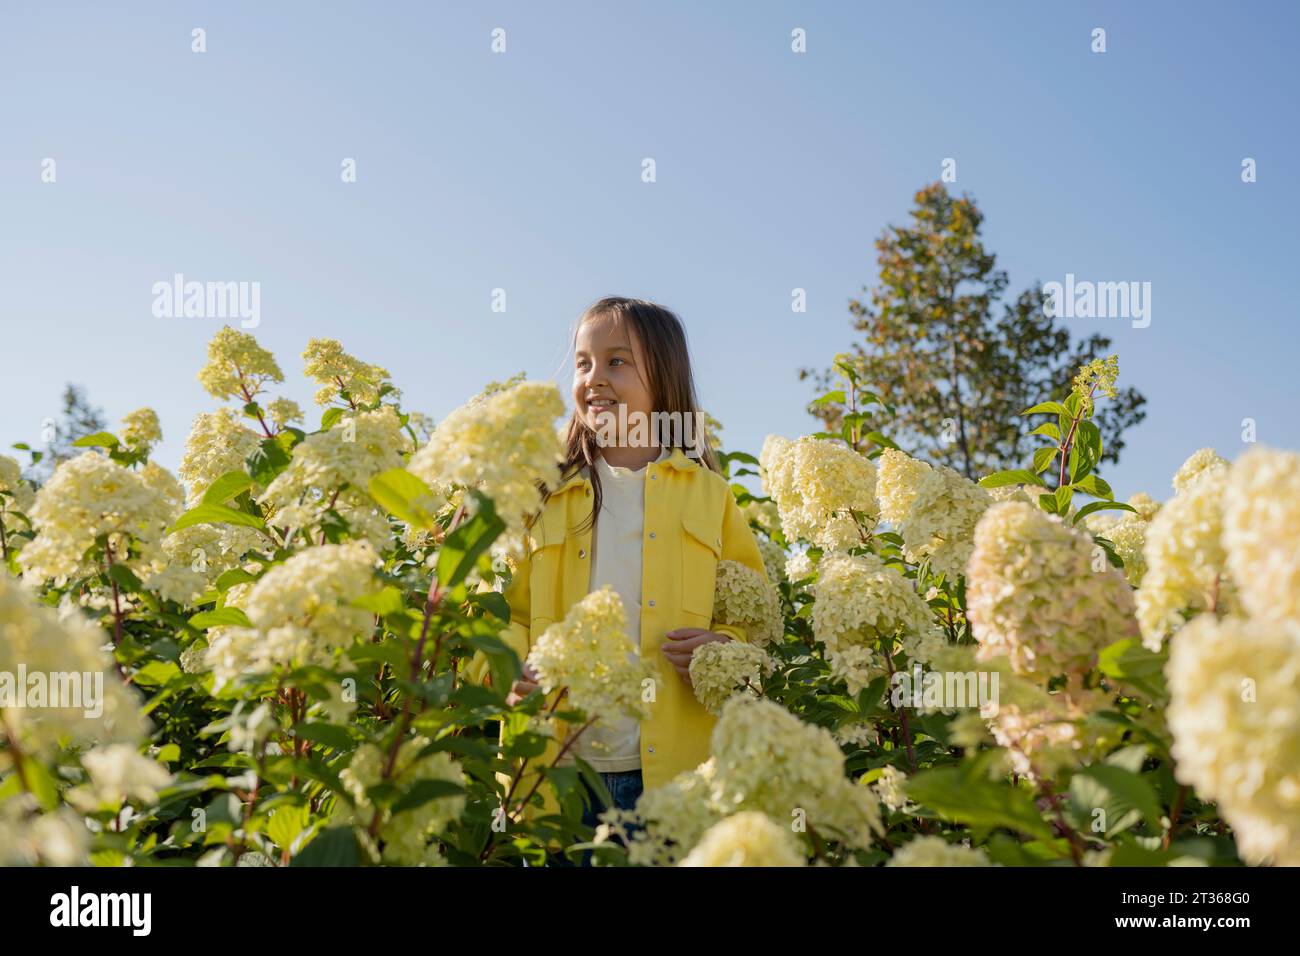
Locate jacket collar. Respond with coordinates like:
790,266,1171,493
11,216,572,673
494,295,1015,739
552,447,700,494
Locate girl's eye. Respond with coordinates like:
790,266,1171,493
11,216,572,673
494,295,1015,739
610,357,625,367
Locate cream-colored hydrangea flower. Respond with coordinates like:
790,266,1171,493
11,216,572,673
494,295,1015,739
877,449,991,580
267,398,304,429
120,407,162,451
409,380,565,558
1172,447,1229,494
1102,512,1150,587
0,801,91,866
987,484,1037,505
1222,447,1300,626
18,452,179,587
711,559,782,647
887,835,995,867
873,765,913,813
741,499,781,540
0,574,148,755
833,721,878,749
756,536,786,586
1166,615,1300,866
707,697,882,850
597,761,721,867
203,541,379,689
0,453,35,525
760,435,877,550
784,549,815,583
340,737,467,866
1137,469,1236,650
527,587,653,725
967,502,1138,676
302,338,394,407
827,645,881,696
197,326,284,401
160,523,265,595
260,405,409,518
1127,492,1161,522
75,744,173,808
680,811,805,867
689,639,773,715
812,552,940,659
178,408,262,505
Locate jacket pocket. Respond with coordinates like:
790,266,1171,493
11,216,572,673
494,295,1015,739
680,515,722,619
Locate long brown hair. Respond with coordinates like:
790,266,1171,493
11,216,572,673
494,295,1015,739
549,297,719,534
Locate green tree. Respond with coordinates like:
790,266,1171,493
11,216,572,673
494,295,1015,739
31,383,108,482
801,183,1146,478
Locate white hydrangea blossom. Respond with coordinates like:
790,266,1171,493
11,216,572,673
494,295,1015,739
876,449,991,580
1221,447,1300,626
760,435,877,551
1166,615,1300,866
967,502,1138,676
679,811,805,867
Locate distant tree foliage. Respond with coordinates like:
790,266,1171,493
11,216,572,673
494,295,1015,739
802,183,1146,478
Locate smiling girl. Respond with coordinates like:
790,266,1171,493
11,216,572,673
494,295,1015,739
495,296,768,851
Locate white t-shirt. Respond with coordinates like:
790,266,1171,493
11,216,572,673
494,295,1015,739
561,446,668,772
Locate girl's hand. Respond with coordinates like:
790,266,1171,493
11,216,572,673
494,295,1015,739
661,628,731,685
505,662,541,707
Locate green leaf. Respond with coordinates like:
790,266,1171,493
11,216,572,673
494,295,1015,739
436,496,505,589
1098,638,1168,701
811,390,845,407
214,568,258,591
351,586,406,616
73,431,120,449
293,722,359,751
267,803,311,853
1028,422,1062,441
1054,485,1073,513
1031,446,1057,475
1072,764,1163,833
291,826,360,867
1021,401,1067,416
368,468,440,530
188,607,253,629
1073,500,1138,524
1073,474,1113,500
978,469,1047,489
905,764,1056,842
201,471,256,506
320,408,346,430
171,502,267,534
1037,492,1058,514
391,779,467,814
106,562,143,593
247,436,293,486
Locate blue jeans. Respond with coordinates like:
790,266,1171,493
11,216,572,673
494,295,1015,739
551,769,644,867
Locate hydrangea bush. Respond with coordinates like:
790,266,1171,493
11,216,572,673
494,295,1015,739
1,338,1296,867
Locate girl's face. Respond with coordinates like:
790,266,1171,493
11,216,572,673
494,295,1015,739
572,313,656,443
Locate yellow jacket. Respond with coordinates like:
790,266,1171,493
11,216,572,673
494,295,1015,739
467,447,768,824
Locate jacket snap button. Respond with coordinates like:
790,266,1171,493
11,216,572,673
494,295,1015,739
648,531,656,539
647,746,655,754
648,599,655,607
578,549,586,559
650,474,657,480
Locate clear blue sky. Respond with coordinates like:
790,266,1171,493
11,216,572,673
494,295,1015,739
3,1,1296,501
